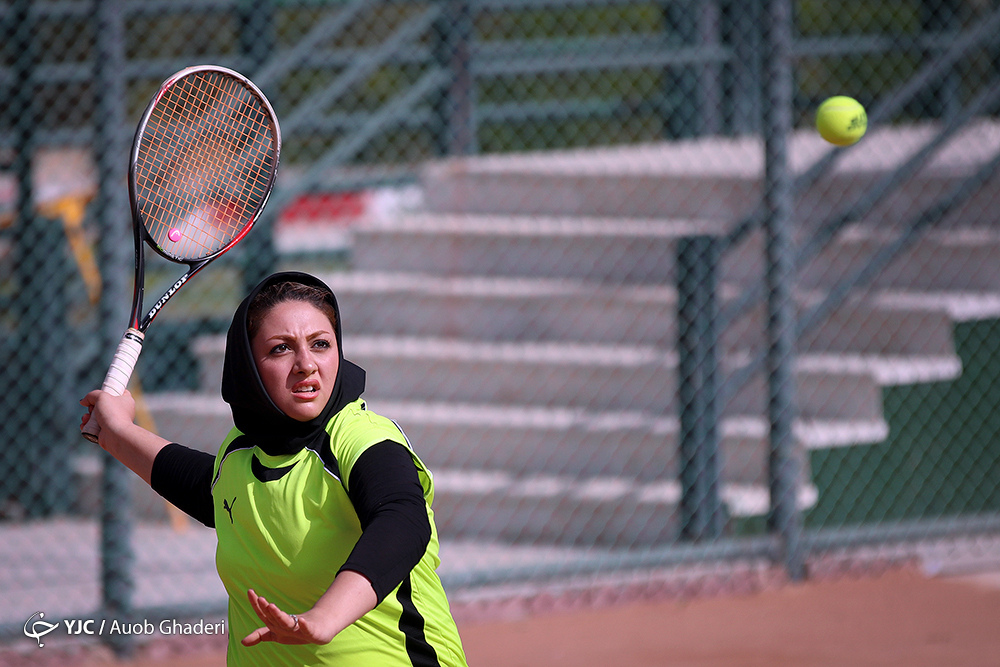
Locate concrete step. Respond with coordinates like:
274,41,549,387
739,291,960,359
348,213,1000,296
319,271,963,361
191,334,905,422
812,228,1000,293
867,290,1000,323
321,271,679,345
369,399,879,478
350,213,723,284
420,121,1000,229
430,468,818,547
725,227,1000,294
351,339,898,422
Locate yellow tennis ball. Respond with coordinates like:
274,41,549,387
816,96,867,146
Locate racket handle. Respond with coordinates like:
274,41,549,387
82,328,145,443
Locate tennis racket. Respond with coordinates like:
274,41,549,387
82,65,281,443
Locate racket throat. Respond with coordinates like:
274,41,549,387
144,272,192,328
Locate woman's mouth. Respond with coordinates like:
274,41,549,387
292,382,319,397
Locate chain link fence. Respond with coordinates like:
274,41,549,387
2,0,1000,654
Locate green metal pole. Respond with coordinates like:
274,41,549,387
94,0,135,657
762,0,804,581
677,236,724,541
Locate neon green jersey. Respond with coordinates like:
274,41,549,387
211,399,468,667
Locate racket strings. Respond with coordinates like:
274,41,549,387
144,76,270,251
134,70,277,261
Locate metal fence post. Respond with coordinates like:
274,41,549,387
677,236,724,541
762,0,804,581
94,0,135,656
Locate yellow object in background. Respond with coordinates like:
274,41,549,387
39,195,102,306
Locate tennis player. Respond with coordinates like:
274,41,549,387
81,271,468,667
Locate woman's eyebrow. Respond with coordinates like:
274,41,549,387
267,329,333,341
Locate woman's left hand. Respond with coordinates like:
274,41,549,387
241,572,377,648
241,589,333,646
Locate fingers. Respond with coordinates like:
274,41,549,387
248,589,283,626
241,626,274,647
79,393,97,433
243,589,308,646
79,391,102,435
79,389,136,435
79,390,101,409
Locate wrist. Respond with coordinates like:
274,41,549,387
297,607,339,645
305,571,378,644
99,418,139,452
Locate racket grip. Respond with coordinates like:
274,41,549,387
82,328,145,443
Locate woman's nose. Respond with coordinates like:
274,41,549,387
296,352,318,373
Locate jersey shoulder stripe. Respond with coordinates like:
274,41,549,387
211,433,254,491
304,435,341,481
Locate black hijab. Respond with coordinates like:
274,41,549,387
221,271,366,456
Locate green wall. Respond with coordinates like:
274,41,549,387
808,317,1000,527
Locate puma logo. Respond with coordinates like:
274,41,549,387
223,497,237,524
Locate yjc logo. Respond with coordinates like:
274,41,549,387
23,612,58,647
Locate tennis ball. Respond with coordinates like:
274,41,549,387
816,96,867,146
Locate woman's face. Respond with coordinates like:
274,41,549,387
250,299,340,422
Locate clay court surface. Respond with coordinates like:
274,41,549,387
3,565,999,667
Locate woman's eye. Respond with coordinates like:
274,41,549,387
270,343,289,354
313,339,331,349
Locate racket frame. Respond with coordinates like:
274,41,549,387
83,65,280,443
128,64,281,333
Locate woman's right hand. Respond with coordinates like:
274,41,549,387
80,389,137,446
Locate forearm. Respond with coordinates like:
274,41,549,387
305,571,378,644
100,421,170,486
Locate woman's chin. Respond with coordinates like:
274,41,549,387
283,401,323,422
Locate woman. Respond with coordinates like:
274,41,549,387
81,271,468,667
